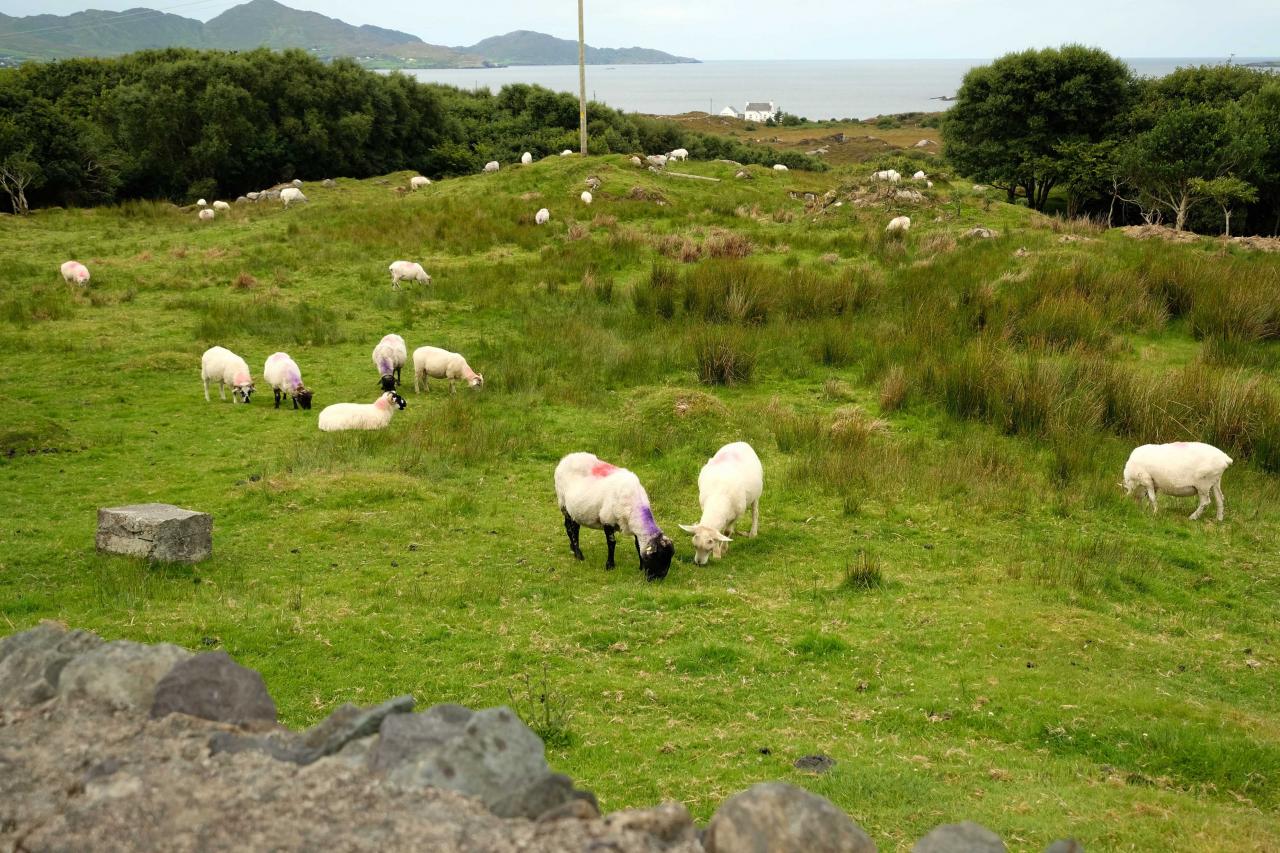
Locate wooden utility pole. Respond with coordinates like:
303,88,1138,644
577,0,587,155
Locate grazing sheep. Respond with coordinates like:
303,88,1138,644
59,260,90,286
410,176,431,190
580,191,593,205
372,333,408,391
679,441,764,566
886,216,911,233
1123,442,1233,521
535,208,550,225
263,351,313,410
280,187,307,207
483,161,500,173
773,163,788,171
668,148,689,161
201,346,254,404
645,154,668,168
196,198,208,207
630,156,643,167
318,391,406,432
389,261,431,290
412,346,483,393
585,176,602,191
554,452,675,581
198,209,215,222
212,200,231,211
521,152,533,165
912,170,927,180
872,169,902,182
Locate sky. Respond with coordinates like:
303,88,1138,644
2,0,1278,60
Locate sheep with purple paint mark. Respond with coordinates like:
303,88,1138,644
201,346,254,403
263,351,313,410
679,441,763,566
554,452,675,581
372,333,407,391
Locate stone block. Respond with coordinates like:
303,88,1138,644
96,503,211,563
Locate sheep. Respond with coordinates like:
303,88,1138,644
412,346,483,393
263,351,313,410
60,260,90,286
554,452,675,581
585,176,602,191
201,346,255,403
535,208,550,225
561,149,574,156
679,441,763,566
372,333,407,391
198,209,215,222
580,191,593,205
291,179,303,188
410,176,431,190
1123,442,1233,521
212,200,231,211
872,169,902,182
196,198,208,207
280,187,307,207
630,156,643,167
389,261,431,290
483,161,500,173
318,391,406,432
668,148,689,161
912,170,927,180
521,152,533,165
886,215,911,233
773,164,788,171
645,154,668,168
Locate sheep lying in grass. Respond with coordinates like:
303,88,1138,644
198,209,215,222
521,152,533,165
412,346,483,393
679,441,763,566
318,391,406,432
554,452,675,581
201,346,254,403
372,334,407,391
886,216,911,232
280,187,307,207
580,191,593,205
1123,442,1233,521
410,176,431,190
773,164,788,171
535,208,550,225
60,261,90,286
263,351,312,410
484,161,500,173
389,261,431,290
212,200,230,211
561,149,574,157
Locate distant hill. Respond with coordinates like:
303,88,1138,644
0,0,697,68
461,30,697,66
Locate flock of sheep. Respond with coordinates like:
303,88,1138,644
192,179,312,222
55,149,1240,581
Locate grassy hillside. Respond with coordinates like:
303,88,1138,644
1,156,1278,851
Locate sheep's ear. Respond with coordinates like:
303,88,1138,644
678,524,697,534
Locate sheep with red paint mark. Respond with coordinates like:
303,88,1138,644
680,441,763,566
318,391,406,432
60,261,90,286
201,346,255,403
372,333,407,391
412,346,482,393
554,452,675,581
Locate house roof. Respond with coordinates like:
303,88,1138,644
745,102,774,111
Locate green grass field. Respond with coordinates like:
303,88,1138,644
2,156,1278,851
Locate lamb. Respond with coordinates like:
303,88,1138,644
212,200,231,211
201,346,255,403
886,216,911,232
372,333,408,391
198,209,215,221
60,261,90,286
410,176,431,190
263,351,313,410
668,148,689,161
773,164,788,171
679,441,763,566
389,261,432,290
318,391,406,432
872,169,902,182
412,346,483,393
521,152,533,165
535,208,550,225
280,187,307,207
580,191,593,205
1123,442,1233,521
554,452,675,581
484,161,500,173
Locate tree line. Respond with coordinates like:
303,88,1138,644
942,45,1280,236
0,48,821,213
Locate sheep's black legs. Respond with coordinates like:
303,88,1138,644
395,365,402,386
603,525,618,569
291,394,298,410
273,388,282,408
634,535,642,565
562,510,583,561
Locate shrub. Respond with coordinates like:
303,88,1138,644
693,326,756,385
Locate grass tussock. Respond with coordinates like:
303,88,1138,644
693,326,757,385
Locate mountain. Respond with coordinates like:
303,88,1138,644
460,30,697,66
0,1,697,68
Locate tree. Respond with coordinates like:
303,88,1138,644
1190,176,1258,236
1052,139,1121,220
942,45,1135,210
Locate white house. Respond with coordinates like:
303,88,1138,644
719,105,742,118
743,101,777,122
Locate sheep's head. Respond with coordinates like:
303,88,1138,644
419,271,433,285
74,268,90,284
294,386,314,410
468,373,484,389
391,392,407,410
379,374,397,392
640,535,675,581
678,524,732,566
234,383,255,404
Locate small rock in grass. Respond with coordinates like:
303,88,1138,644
913,821,1006,853
794,754,837,774
705,782,876,852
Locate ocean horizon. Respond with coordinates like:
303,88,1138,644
398,57,1277,120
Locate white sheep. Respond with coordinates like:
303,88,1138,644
201,346,254,403
561,149,574,156
886,216,911,233
291,179,303,188
630,156,643,166
535,208,550,225
198,209,215,221
872,169,902,182
912,170,927,180
372,333,408,391
318,391,406,432
1123,442,1233,521
580,191,593,205
410,176,431,190
484,161,500,173
263,352,313,410
389,261,432,290
668,148,689,161
280,187,307,207
679,442,763,566
196,198,207,207
554,452,675,581
521,152,533,165
646,154,668,168
773,164,788,171
212,200,231,211
60,260,90,286
412,346,483,393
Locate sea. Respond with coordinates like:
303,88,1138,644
398,58,1276,120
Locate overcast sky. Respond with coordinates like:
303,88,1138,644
3,0,1278,60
